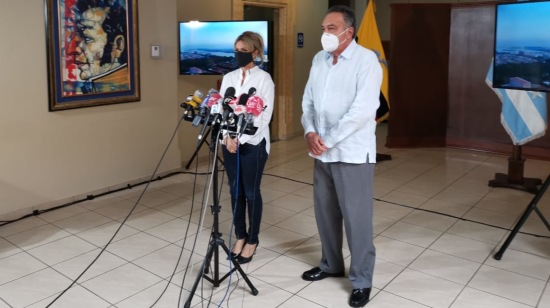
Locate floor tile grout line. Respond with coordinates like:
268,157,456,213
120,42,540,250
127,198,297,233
0,251,53,288
20,196,544,304
267,164,536,241
5,146,550,306
275,294,326,308
377,219,465,307
0,297,13,308
7,250,117,308
374,290,433,308
3,224,75,254
536,281,549,308
446,220,531,308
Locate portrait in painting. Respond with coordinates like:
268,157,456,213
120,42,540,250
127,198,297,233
46,0,140,111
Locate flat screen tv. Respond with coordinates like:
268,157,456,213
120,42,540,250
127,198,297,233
493,0,550,92
179,20,271,76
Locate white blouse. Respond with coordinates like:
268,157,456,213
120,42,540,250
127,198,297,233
220,65,275,154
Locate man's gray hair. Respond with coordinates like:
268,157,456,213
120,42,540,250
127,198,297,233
326,5,357,38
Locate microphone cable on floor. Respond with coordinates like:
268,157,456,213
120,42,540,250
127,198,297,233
45,114,192,307
262,173,550,240
0,169,223,227
147,134,205,308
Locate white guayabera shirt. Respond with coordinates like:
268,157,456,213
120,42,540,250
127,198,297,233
302,40,382,164
220,65,275,154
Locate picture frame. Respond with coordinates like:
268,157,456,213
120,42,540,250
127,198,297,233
45,0,140,111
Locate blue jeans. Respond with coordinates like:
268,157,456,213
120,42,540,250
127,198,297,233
222,138,268,245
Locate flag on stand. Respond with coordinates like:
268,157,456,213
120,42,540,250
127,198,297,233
356,0,390,123
486,59,547,145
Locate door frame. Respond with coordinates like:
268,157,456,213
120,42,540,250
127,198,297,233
233,0,296,140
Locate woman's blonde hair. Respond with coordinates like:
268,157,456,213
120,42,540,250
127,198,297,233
235,31,265,66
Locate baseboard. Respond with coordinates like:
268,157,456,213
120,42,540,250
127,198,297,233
0,166,185,222
446,137,550,161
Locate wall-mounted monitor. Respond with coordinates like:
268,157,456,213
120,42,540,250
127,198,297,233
179,20,271,76
493,0,550,92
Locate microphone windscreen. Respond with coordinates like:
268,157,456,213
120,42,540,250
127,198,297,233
207,93,222,108
228,97,238,110
245,96,264,117
224,87,236,97
238,94,249,106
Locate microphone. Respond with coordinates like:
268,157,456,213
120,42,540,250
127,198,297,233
196,93,223,146
221,87,236,125
235,93,250,134
209,97,224,129
181,90,203,115
199,88,218,115
239,94,265,138
180,94,193,108
193,89,217,127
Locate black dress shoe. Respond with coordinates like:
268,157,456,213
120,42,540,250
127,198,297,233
349,288,371,307
301,267,345,281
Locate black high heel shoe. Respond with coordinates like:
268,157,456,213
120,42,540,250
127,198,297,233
227,237,246,261
236,240,259,264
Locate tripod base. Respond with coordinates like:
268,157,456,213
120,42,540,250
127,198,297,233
184,233,258,308
493,173,550,261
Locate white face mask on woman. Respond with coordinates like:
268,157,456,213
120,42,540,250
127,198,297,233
321,28,349,52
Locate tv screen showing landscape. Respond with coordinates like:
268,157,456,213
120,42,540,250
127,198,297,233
179,21,270,75
493,0,550,92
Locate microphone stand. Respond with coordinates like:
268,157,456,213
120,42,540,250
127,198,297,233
182,116,258,308
184,126,224,170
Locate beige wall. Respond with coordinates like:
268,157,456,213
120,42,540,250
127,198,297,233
0,0,182,217
293,0,329,136
177,0,233,165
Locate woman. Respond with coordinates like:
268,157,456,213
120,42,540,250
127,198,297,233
220,31,274,264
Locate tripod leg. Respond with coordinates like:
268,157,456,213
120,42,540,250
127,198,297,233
184,240,216,308
534,207,550,233
220,243,259,296
186,128,212,169
494,173,550,260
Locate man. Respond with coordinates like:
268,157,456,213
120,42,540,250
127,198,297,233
65,0,129,94
301,5,382,308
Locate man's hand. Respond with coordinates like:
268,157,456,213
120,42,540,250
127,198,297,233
306,132,328,156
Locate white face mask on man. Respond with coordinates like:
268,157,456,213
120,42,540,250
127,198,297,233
321,28,350,52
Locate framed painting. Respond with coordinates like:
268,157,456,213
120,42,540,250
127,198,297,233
45,0,140,111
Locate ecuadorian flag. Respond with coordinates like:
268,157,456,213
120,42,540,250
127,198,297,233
356,0,390,123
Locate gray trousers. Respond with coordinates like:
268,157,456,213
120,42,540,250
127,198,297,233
313,159,376,289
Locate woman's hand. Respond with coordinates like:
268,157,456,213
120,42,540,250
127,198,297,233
225,137,240,154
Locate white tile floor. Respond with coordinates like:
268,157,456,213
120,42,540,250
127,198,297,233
2,124,550,307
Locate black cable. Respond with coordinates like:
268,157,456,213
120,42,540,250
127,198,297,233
178,127,224,308
262,173,550,239
200,150,213,308
148,137,205,308
45,114,187,308
0,170,221,228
